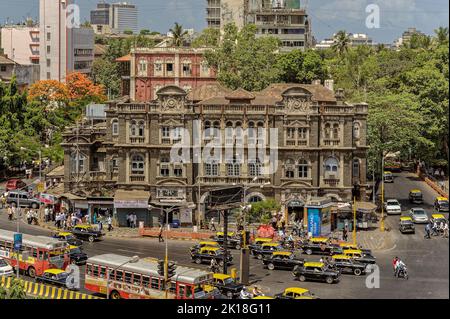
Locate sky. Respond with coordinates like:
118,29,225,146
0,0,448,43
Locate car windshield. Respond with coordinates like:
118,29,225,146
0,259,9,267
413,210,426,215
439,201,449,207
56,272,68,280
223,277,234,285
387,200,399,205
71,248,82,254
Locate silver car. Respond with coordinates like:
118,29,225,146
409,208,429,224
6,190,41,208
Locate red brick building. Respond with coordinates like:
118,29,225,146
129,47,217,101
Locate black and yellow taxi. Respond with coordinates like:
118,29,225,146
211,273,244,299
35,269,70,288
434,197,449,213
343,249,376,265
252,242,285,260
330,254,367,276
274,287,317,299
399,216,415,234
300,237,342,256
213,231,243,250
189,241,221,254
191,246,232,266
71,224,104,242
66,245,88,265
384,171,394,183
292,262,341,284
339,242,372,256
248,237,273,252
430,213,447,225
408,189,423,204
262,251,304,271
52,231,83,247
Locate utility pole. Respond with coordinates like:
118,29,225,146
222,209,228,275
380,154,385,232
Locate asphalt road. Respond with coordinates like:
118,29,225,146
0,172,448,299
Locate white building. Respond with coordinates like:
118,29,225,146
1,23,40,65
110,2,139,34
39,0,94,81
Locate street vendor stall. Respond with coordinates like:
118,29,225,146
333,202,377,231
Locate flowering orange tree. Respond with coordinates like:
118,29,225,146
27,80,69,105
66,72,106,103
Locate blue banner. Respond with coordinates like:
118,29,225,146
14,233,22,251
307,208,321,237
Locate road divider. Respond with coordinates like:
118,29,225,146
0,276,103,299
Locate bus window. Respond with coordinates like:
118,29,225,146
93,265,99,277
43,252,48,260
142,276,150,288
169,281,176,294
31,248,37,258
133,274,141,286
38,250,44,260
99,267,106,279
86,264,92,276
185,285,194,299
108,268,115,280
151,278,159,290
116,270,123,282
178,285,186,298
124,272,132,284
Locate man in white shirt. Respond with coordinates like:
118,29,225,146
44,207,49,222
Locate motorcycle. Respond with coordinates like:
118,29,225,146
397,266,408,280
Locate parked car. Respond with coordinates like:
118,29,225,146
385,199,402,215
292,262,340,284
71,225,104,242
408,189,423,204
210,273,244,299
330,255,367,276
399,216,415,234
0,258,14,277
409,208,429,224
262,251,304,271
434,197,449,213
5,179,26,191
274,287,317,299
6,190,42,208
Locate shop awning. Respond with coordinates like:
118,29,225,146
61,193,86,201
46,165,64,177
114,190,150,209
354,202,377,212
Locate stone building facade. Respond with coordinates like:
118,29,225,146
61,82,368,227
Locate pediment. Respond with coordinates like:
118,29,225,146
155,179,187,186
156,85,187,97
280,180,312,188
281,86,313,98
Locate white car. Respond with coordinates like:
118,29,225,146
385,199,402,215
0,258,14,277
409,208,429,224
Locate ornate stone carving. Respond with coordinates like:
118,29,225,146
286,98,309,112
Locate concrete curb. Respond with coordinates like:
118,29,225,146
416,171,448,197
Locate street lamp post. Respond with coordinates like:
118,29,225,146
380,154,385,232
106,255,139,299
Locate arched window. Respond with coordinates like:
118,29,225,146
285,158,295,178
297,159,309,178
138,121,145,137
226,156,241,176
138,59,148,76
324,123,331,139
235,122,243,145
248,158,262,177
225,121,233,145
71,152,86,173
205,160,219,176
325,157,339,173
130,120,137,136
131,154,145,175
353,122,360,139
333,124,340,139
112,119,119,136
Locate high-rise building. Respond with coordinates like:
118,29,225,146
205,0,311,51
90,2,111,25
39,0,95,81
110,2,139,34
1,22,40,65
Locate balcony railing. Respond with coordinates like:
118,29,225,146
323,178,340,187
130,175,145,182
129,137,145,144
89,171,106,181
323,139,340,146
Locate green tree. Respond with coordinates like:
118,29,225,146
249,199,281,223
7,278,27,299
123,29,133,35
276,49,328,83
140,29,151,35
332,30,350,56
192,28,220,48
91,58,121,98
169,22,188,47
205,23,280,91
434,26,449,46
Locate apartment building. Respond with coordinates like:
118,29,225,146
40,0,95,81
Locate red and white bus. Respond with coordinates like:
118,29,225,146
85,254,215,299
0,229,69,278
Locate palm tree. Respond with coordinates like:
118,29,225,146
434,26,449,46
332,30,350,56
169,22,188,47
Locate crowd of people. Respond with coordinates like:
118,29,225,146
424,219,449,239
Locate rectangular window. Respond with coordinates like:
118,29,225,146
99,267,106,279
116,270,123,282
133,274,141,286
92,265,99,277
174,168,183,177
298,128,307,139
124,272,132,284
162,127,170,138
46,45,50,54
287,128,296,139
166,63,174,74
0,66,6,72
46,59,51,67
143,276,150,288
46,72,51,79
182,63,191,76
160,167,170,177
151,278,160,289
47,32,51,41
